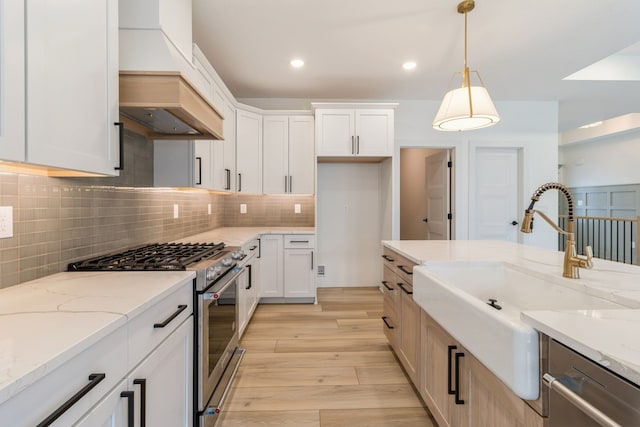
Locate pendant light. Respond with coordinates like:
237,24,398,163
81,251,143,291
432,0,500,131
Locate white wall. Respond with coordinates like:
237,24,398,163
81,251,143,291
559,130,640,188
316,163,384,287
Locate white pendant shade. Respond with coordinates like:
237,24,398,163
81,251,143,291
433,85,500,131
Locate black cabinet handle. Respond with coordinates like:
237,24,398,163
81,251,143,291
120,390,135,427
133,379,146,427
257,238,261,259
381,281,393,291
284,175,288,193
114,122,124,171
289,175,292,193
311,251,314,270
290,240,310,244
246,264,252,290
356,135,360,154
447,346,457,395
397,282,413,295
238,173,242,192
195,157,202,185
249,245,258,251
225,169,231,190
381,316,394,329
397,265,413,275
455,352,465,404
153,305,187,328
37,373,106,426
381,254,394,262
351,135,355,155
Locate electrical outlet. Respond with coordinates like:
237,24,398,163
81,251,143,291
294,204,301,214
317,265,325,276
240,204,247,214
0,206,14,238
208,204,212,215
173,204,179,219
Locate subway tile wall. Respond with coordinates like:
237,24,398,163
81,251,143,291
0,173,315,288
0,133,315,289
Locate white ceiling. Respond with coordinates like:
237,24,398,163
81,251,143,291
192,0,640,132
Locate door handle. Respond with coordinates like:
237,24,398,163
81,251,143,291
196,157,202,185
447,346,457,395
455,352,465,404
120,390,135,427
114,122,124,171
153,305,187,328
422,218,428,223
511,220,518,226
381,316,394,329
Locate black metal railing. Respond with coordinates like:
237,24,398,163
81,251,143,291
558,215,639,265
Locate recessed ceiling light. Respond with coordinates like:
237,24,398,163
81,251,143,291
403,62,417,71
290,59,305,68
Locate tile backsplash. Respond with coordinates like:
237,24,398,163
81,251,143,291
0,134,315,288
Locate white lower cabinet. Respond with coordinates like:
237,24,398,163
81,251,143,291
76,318,192,427
0,280,194,427
260,234,316,302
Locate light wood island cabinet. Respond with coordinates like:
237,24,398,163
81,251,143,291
382,246,546,427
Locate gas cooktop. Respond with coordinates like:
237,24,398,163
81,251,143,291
67,242,226,271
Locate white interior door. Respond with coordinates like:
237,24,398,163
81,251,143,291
471,148,521,242
425,151,451,240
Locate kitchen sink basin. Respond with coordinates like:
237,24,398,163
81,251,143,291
413,260,624,400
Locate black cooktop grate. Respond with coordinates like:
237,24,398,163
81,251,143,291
67,242,225,271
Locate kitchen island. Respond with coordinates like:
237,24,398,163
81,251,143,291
382,240,640,385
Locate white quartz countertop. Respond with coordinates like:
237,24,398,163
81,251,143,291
0,270,195,406
383,240,640,386
174,226,316,247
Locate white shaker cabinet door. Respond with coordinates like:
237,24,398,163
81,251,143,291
283,249,315,298
288,116,315,194
236,109,262,194
0,0,25,162
316,109,355,156
25,0,120,175
354,109,394,156
259,235,284,298
263,116,289,194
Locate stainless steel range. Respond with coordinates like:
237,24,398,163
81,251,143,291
67,242,249,427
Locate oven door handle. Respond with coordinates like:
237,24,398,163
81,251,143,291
199,265,243,295
543,373,622,427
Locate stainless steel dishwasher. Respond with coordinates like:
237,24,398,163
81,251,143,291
545,339,640,427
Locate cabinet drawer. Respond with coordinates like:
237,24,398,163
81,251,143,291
0,325,127,427
284,234,315,249
128,282,192,370
383,246,416,285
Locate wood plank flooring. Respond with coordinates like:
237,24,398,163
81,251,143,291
217,287,437,427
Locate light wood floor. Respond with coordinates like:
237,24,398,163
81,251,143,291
217,287,437,427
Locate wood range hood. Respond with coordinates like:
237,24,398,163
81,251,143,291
119,71,223,140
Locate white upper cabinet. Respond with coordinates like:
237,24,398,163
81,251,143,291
315,105,396,159
236,108,263,194
263,115,315,195
26,0,120,175
154,140,214,189
0,1,25,162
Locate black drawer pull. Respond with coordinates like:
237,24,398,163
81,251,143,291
120,390,135,427
37,373,106,426
455,352,465,404
290,240,310,244
381,254,395,262
153,305,187,328
381,316,395,329
249,245,258,251
381,281,393,291
397,265,413,275
447,345,457,395
397,282,413,295
133,379,146,427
